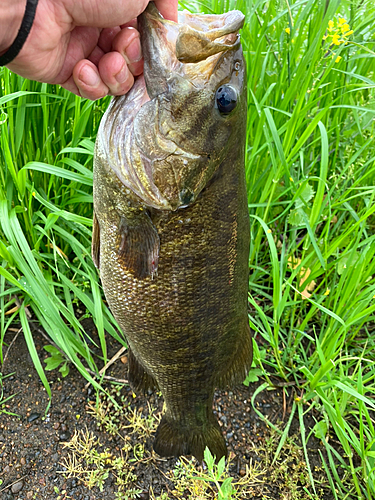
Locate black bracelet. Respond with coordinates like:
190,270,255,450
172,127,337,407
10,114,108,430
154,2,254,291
0,0,39,66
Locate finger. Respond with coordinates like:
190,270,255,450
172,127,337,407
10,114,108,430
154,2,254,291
73,60,110,100
88,45,105,67
51,26,102,86
154,0,179,22
111,27,143,77
120,18,138,30
60,77,80,97
65,0,149,28
97,27,122,53
98,51,134,96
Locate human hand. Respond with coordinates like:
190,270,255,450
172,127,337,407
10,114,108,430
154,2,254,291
2,0,178,99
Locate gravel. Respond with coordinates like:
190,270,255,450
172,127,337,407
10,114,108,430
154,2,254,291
0,323,336,499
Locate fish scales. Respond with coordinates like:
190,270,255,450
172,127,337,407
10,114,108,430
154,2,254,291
93,3,252,461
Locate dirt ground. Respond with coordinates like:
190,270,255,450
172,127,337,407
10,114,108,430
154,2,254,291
0,322,337,500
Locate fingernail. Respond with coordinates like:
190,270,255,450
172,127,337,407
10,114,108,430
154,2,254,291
79,66,100,87
115,63,129,84
125,37,142,63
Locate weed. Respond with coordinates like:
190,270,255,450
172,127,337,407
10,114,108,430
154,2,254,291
43,345,70,377
0,371,19,416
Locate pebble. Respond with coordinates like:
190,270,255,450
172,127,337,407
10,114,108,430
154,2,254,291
27,492,33,499
11,481,24,493
59,432,70,441
61,424,67,432
53,422,60,430
27,413,41,423
239,469,246,477
20,457,26,465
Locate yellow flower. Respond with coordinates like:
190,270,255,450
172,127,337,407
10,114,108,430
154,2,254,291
332,34,340,45
334,55,342,63
267,228,272,234
285,27,290,34
324,17,353,46
324,289,330,296
341,23,350,33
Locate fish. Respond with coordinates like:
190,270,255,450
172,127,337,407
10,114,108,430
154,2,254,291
92,2,252,462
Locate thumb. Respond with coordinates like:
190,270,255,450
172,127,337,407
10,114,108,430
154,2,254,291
153,0,178,22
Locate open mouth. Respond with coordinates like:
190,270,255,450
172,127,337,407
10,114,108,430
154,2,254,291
138,3,244,98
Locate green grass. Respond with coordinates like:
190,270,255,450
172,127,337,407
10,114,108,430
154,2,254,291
1,0,375,498
0,77,123,403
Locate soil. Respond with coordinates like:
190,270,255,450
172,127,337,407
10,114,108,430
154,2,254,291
0,322,337,500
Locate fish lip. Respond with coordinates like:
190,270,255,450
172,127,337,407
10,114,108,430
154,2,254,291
138,4,177,99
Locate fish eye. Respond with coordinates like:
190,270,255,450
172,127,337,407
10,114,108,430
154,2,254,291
216,85,237,114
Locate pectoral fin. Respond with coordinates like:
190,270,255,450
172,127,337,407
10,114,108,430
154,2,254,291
92,212,100,269
118,211,160,279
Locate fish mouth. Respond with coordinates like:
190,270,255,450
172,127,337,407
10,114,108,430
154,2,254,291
139,2,245,98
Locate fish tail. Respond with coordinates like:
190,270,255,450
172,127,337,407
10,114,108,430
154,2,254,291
127,347,158,393
153,413,227,462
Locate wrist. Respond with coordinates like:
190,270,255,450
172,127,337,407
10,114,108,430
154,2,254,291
0,0,26,54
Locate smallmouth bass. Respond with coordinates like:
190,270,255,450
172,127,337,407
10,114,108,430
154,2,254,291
93,3,252,461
